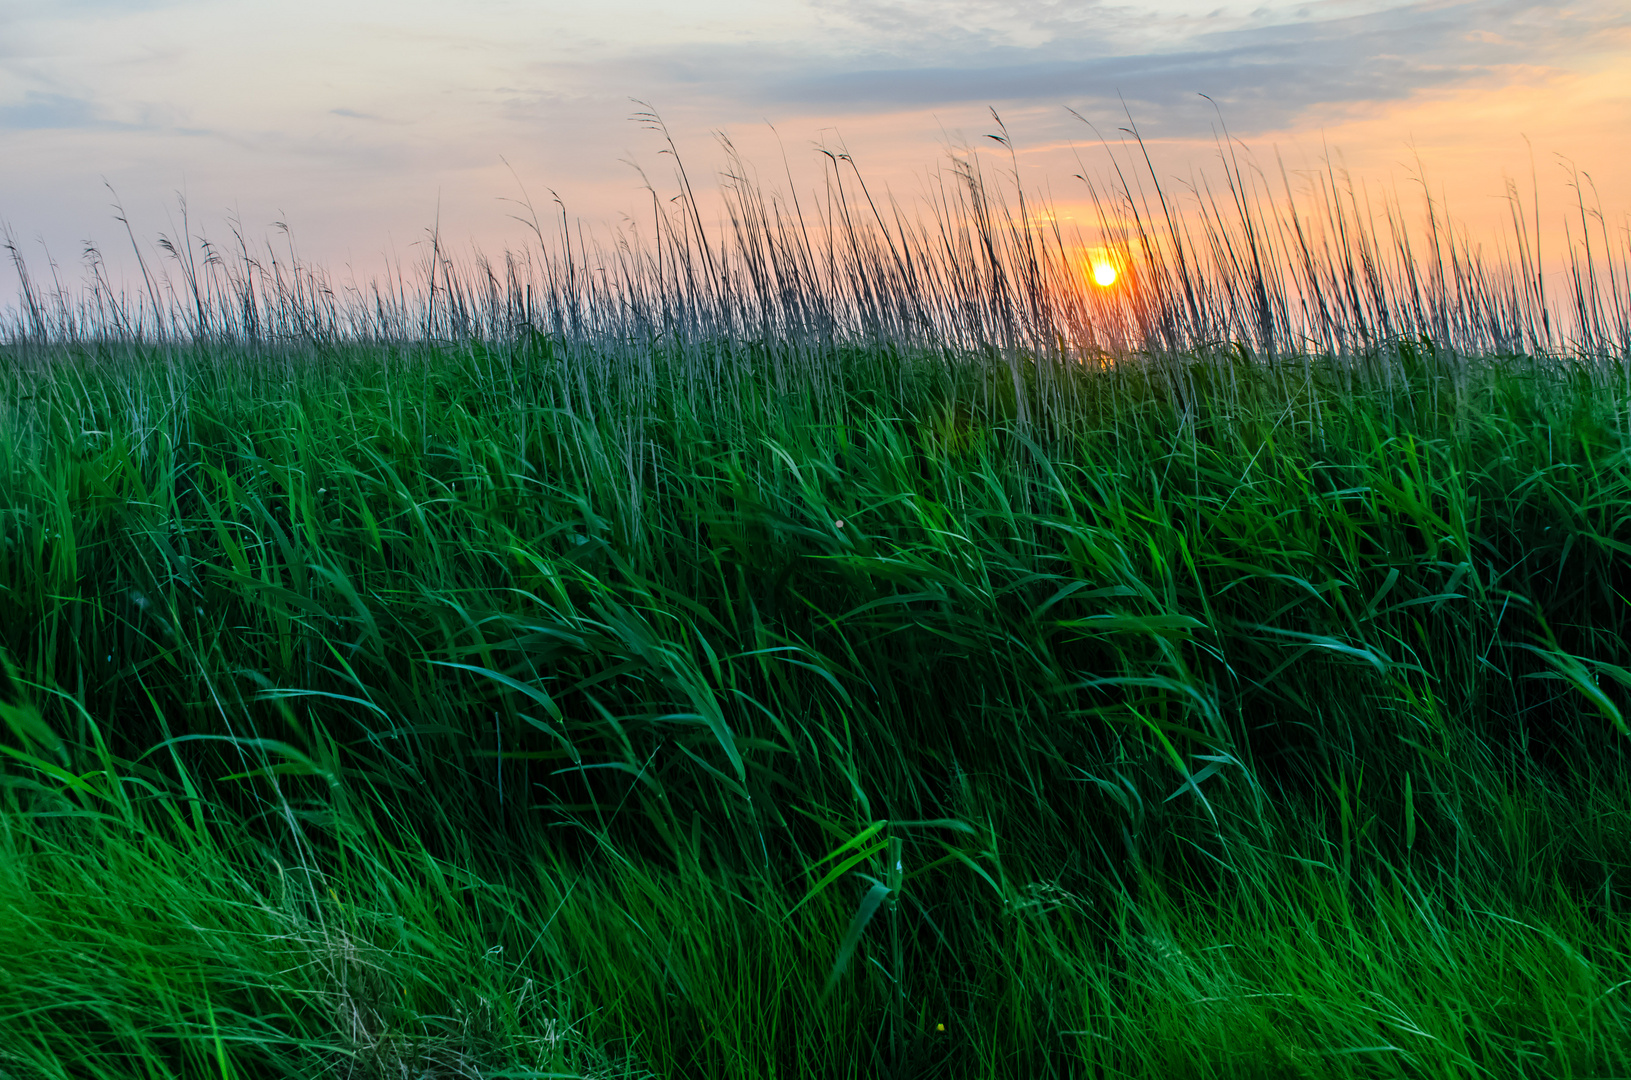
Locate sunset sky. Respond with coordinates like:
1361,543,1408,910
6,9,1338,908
1,0,1627,307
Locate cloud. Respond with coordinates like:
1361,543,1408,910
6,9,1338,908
565,0,1621,138
4,0,195,12
0,91,107,130
761,29,1463,127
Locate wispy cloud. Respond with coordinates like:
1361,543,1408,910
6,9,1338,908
0,91,121,131
564,0,1621,138
30,0,193,8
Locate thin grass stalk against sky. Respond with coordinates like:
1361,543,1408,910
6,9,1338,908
4,126,1628,369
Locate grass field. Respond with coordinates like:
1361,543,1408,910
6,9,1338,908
2,127,1631,1079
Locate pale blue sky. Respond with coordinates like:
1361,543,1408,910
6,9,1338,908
2,0,1626,306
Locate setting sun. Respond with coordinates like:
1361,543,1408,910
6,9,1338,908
1092,262,1118,287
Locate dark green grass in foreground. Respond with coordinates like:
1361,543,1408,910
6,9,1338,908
1,336,1630,1079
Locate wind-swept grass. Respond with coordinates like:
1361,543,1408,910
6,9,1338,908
1,117,1630,1079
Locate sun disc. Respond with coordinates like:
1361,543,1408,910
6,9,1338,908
1092,262,1117,287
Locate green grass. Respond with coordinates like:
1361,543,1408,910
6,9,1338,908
2,123,1631,1078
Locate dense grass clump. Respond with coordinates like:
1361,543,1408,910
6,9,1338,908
2,122,1630,1078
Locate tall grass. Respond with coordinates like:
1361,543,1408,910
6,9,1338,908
1,116,1630,1079
6,114,1629,363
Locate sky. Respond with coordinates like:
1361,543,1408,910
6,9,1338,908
1,0,1627,313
